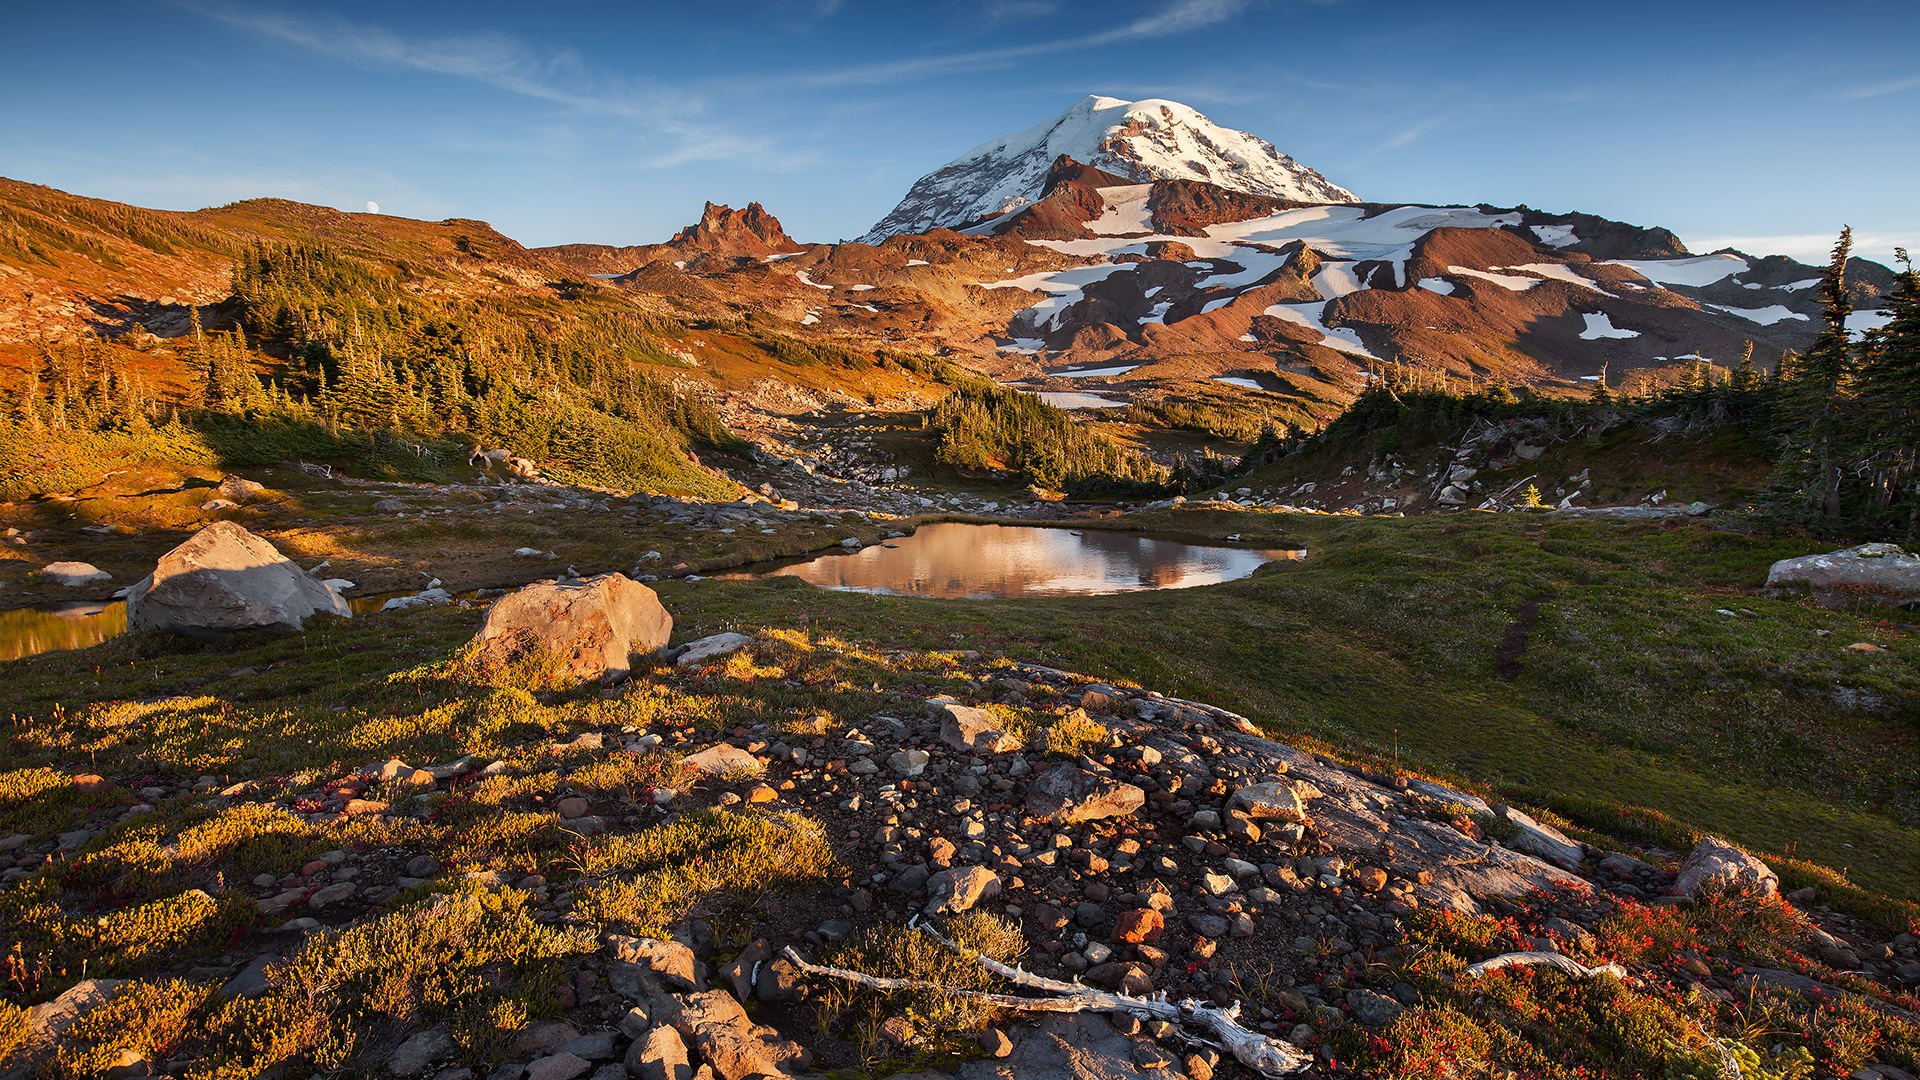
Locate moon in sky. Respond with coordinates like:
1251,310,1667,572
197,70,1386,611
366,201,379,214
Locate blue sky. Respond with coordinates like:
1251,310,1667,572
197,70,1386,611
4,0,1916,264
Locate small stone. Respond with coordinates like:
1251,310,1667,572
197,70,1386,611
524,1052,590,1080
924,865,1000,915
878,1015,916,1048
556,797,591,820
1188,913,1230,938
889,749,930,777
891,864,931,895
746,784,778,804
978,1028,1013,1058
1351,866,1388,893
1075,901,1107,927
406,855,442,878
39,561,113,587
1347,988,1407,1028
1198,872,1237,896
1231,782,1307,822
308,882,356,909
1112,908,1164,944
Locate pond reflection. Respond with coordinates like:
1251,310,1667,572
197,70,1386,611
723,523,1302,598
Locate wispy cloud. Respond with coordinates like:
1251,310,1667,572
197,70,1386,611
803,0,1251,86
1682,231,1910,264
1377,116,1449,151
1840,74,1920,100
177,3,790,169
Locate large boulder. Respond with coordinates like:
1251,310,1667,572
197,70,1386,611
1673,837,1778,899
474,573,670,684
126,521,349,638
1767,543,1920,609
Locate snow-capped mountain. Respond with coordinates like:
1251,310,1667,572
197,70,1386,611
859,95,1356,244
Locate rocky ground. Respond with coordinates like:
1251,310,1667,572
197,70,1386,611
4,611,1918,1079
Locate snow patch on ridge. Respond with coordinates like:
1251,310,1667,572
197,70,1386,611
1607,254,1748,287
1578,313,1638,340
1707,304,1809,326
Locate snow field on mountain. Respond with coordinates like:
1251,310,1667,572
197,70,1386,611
1448,266,1540,291
1531,224,1579,247
1214,376,1262,389
1059,364,1140,378
1032,391,1126,409
1505,262,1616,296
1262,301,1378,359
1090,185,1154,236
1606,253,1747,287
1706,303,1809,326
1579,313,1639,340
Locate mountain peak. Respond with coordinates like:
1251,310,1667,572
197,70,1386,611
859,95,1355,243
668,201,804,256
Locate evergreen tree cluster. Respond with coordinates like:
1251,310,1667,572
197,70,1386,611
928,381,1170,493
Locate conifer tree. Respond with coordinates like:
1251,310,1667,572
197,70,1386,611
1782,228,1858,518
1730,340,1758,394
1855,248,1920,531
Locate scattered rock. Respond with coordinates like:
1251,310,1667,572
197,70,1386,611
604,934,702,991
38,562,111,587
1231,781,1308,822
936,701,1019,753
1348,988,1407,1028
681,744,763,780
624,1023,691,1080
524,1052,590,1080
215,475,265,504
1492,804,1585,872
474,573,672,684
925,866,1001,915
671,990,784,1080
978,1028,1013,1058
675,632,753,668
388,1025,453,1077
127,521,350,638
512,1019,582,1057
1025,766,1145,824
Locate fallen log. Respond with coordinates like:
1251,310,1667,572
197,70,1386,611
778,918,1315,1078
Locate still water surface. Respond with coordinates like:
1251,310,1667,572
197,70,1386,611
1,526,1303,658
1,592,417,661
723,522,1302,598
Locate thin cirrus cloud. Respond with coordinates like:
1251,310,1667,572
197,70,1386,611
176,3,789,169
803,0,1252,86
1840,74,1920,100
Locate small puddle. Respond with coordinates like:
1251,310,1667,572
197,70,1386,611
719,522,1302,598
0,590,482,661
0,601,128,662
